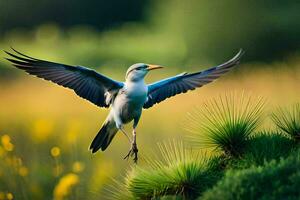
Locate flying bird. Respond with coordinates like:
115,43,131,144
4,48,243,163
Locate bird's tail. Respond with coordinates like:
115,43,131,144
89,119,118,153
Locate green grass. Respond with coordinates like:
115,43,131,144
119,132,300,200
120,134,300,200
271,103,300,141
243,131,295,166
201,149,300,200
227,131,295,168
185,93,265,157
120,141,222,200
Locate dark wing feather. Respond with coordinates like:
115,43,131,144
144,49,244,108
5,48,124,108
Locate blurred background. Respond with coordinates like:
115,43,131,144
0,0,300,199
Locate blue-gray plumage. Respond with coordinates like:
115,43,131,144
4,48,244,163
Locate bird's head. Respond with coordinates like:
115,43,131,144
125,63,163,82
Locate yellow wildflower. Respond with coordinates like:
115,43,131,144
19,166,29,177
72,161,85,173
1,135,14,151
51,147,60,157
53,173,79,200
6,192,13,200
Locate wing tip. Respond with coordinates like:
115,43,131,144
11,47,38,60
232,48,245,63
218,48,245,69
4,47,38,63
90,148,99,154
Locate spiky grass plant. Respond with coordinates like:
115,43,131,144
234,131,295,168
271,103,300,141
185,93,265,157
116,141,221,200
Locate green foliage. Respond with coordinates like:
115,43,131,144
119,131,298,200
0,0,149,34
154,196,183,200
155,0,300,62
271,103,300,141
203,131,295,170
201,150,300,200
185,93,265,157
0,0,300,61
123,142,221,200
228,131,295,168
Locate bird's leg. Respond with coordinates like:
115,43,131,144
132,128,138,162
124,128,138,163
119,128,131,143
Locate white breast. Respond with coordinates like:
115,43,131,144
112,80,148,125
124,80,148,100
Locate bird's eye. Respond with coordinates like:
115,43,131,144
136,66,146,70
134,65,148,71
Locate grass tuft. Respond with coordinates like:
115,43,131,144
185,92,265,157
271,103,300,141
230,131,295,168
123,141,221,200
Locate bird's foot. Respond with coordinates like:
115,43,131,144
124,142,138,163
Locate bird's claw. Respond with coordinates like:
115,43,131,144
124,143,138,163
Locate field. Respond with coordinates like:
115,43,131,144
0,0,299,199
1,57,300,199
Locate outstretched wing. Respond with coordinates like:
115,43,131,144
5,48,124,108
144,49,244,109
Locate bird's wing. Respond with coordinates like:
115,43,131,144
5,48,124,108
144,49,244,109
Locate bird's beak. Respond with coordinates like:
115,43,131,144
147,64,163,71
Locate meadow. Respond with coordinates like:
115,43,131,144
0,0,299,199
1,55,300,199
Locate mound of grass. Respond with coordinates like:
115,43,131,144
226,131,295,168
201,149,300,200
271,103,300,141
185,93,265,157
124,142,222,200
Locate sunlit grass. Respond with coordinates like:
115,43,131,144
185,93,265,157
0,130,116,200
0,134,30,199
271,103,300,141
116,141,221,200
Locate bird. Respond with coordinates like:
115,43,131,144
4,48,243,163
